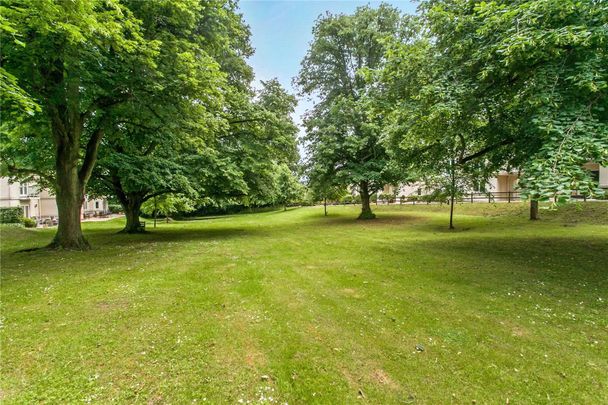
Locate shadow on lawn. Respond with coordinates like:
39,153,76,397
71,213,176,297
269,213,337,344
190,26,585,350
317,213,424,227
93,226,269,247
382,235,608,293
6,226,267,255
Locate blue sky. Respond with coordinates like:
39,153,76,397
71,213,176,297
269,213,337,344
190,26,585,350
238,0,418,141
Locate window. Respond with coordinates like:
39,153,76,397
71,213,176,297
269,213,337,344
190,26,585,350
22,205,29,218
473,180,486,193
19,183,28,196
95,201,100,209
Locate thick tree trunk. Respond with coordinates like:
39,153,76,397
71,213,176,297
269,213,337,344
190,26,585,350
122,197,144,233
48,136,89,250
111,174,146,233
530,200,539,220
358,181,376,220
49,171,88,249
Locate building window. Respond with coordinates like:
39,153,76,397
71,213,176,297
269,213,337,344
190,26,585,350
473,181,486,193
95,201,100,209
19,182,28,196
22,205,29,218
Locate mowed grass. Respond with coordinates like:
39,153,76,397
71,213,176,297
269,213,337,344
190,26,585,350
1,203,607,404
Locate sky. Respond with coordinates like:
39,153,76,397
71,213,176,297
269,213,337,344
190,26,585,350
238,0,418,146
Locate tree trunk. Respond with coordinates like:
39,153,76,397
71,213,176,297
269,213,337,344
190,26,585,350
358,181,376,220
48,136,89,250
530,200,539,220
121,197,144,233
111,175,145,233
324,197,327,216
50,171,88,249
449,161,456,230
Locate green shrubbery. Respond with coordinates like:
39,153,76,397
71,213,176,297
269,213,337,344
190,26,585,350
21,217,37,228
107,204,123,214
339,195,362,205
0,207,24,224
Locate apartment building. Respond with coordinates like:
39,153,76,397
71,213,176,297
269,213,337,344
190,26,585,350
0,177,108,222
384,164,608,201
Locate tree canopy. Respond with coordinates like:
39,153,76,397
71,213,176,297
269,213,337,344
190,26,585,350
297,4,407,219
378,0,607,223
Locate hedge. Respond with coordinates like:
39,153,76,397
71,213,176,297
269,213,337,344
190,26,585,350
0,207,24,224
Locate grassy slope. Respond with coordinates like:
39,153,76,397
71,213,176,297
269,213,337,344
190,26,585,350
1,203,607,404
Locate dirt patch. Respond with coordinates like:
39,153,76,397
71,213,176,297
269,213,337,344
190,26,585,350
146,395,164,405
245,348,267,368
372,369,398,389
341,288,362,299
511,326,529,337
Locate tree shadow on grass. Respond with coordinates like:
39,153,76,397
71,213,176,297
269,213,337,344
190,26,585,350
318,213,424,227
95,226,269,247
7,226,268,256
380,235,608,295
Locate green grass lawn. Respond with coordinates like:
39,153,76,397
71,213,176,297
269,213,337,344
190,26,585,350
1,203,607,404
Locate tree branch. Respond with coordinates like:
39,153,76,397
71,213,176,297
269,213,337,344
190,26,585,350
6,164,52,182
142,189,173,203
82,92,132,120
458,138,515,165
78,122,106,184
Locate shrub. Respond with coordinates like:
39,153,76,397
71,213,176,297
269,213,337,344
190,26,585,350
340,195,354,204
379,193,395,203
108,204,123,214
21,217,37,228
0,207,23,224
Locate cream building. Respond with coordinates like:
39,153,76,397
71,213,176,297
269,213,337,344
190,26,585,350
384,163,608,201
0,177,108,222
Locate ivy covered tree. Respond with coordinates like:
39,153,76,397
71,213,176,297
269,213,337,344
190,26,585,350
297,4,406,219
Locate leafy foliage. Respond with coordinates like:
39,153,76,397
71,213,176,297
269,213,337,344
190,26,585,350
297,4,407,219
379,0,608,210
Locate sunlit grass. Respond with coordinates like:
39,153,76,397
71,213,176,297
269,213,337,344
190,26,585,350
1,202,607,403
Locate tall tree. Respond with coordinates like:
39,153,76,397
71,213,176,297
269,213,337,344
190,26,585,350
89,0,240,233
1,0,156,249
297,4,405,219
274,163,304,211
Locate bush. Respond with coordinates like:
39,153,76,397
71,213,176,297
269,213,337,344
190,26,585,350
379,193,396,203
340,195,354,204
21,217,37,228
0,207,23,224
108,204,123,214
